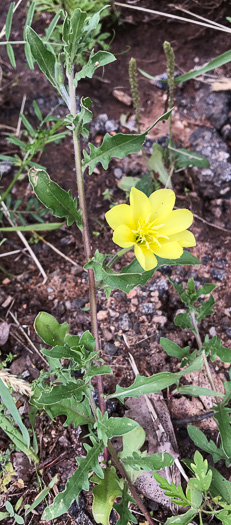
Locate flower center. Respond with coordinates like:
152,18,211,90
132,216,169,250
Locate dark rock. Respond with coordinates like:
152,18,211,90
189,127,231,199
72,297,89,309
0,162,13,177
106,399,118,416
225,326,231,338
141,302,154,314
159,265,172,276
205,91,230,130
214,257,227,269
210,268,226,281
147,278,169,298
69,494,85,517
221,123,231,141
201,255,212,264
105,119,119,133
90,113,108,135
75,511,94,525
104,342,118,356
118,313,131,331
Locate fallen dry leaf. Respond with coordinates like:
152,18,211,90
0,321,10,346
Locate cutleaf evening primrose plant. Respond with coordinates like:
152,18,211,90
1,4,231,525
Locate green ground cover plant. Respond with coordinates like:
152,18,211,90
0,3,230,524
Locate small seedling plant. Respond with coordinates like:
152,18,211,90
0,4,231,525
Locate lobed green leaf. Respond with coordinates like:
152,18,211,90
82,110,172,174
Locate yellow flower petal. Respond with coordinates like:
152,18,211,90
105,204,134,230
134,244,157,271
113,225,136,248
168,230,196,247
149,189,175,223
158,209,193,235
151,241,183,259
130,187,151,224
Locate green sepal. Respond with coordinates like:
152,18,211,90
29,168,82,228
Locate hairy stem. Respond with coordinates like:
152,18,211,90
67,70,106,421
190,310,219,402
107,441,154,525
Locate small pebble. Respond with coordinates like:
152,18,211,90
104,343,117,356
141,303,154,314
97,310,108,321
114,167,123,179
118,313,131,331
209,326,216,337
210,269,226,282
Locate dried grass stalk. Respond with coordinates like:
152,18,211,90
0,369,32,397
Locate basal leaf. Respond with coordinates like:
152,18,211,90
42,439,104,520
29,168,82,228
92,466,122,525
82,110,172,174
34,311,69,346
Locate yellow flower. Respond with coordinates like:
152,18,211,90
105,187,196,271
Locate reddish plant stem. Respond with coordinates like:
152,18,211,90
108,441,154,525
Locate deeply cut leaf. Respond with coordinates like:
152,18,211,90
42,440,104,520
82,110,172,174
